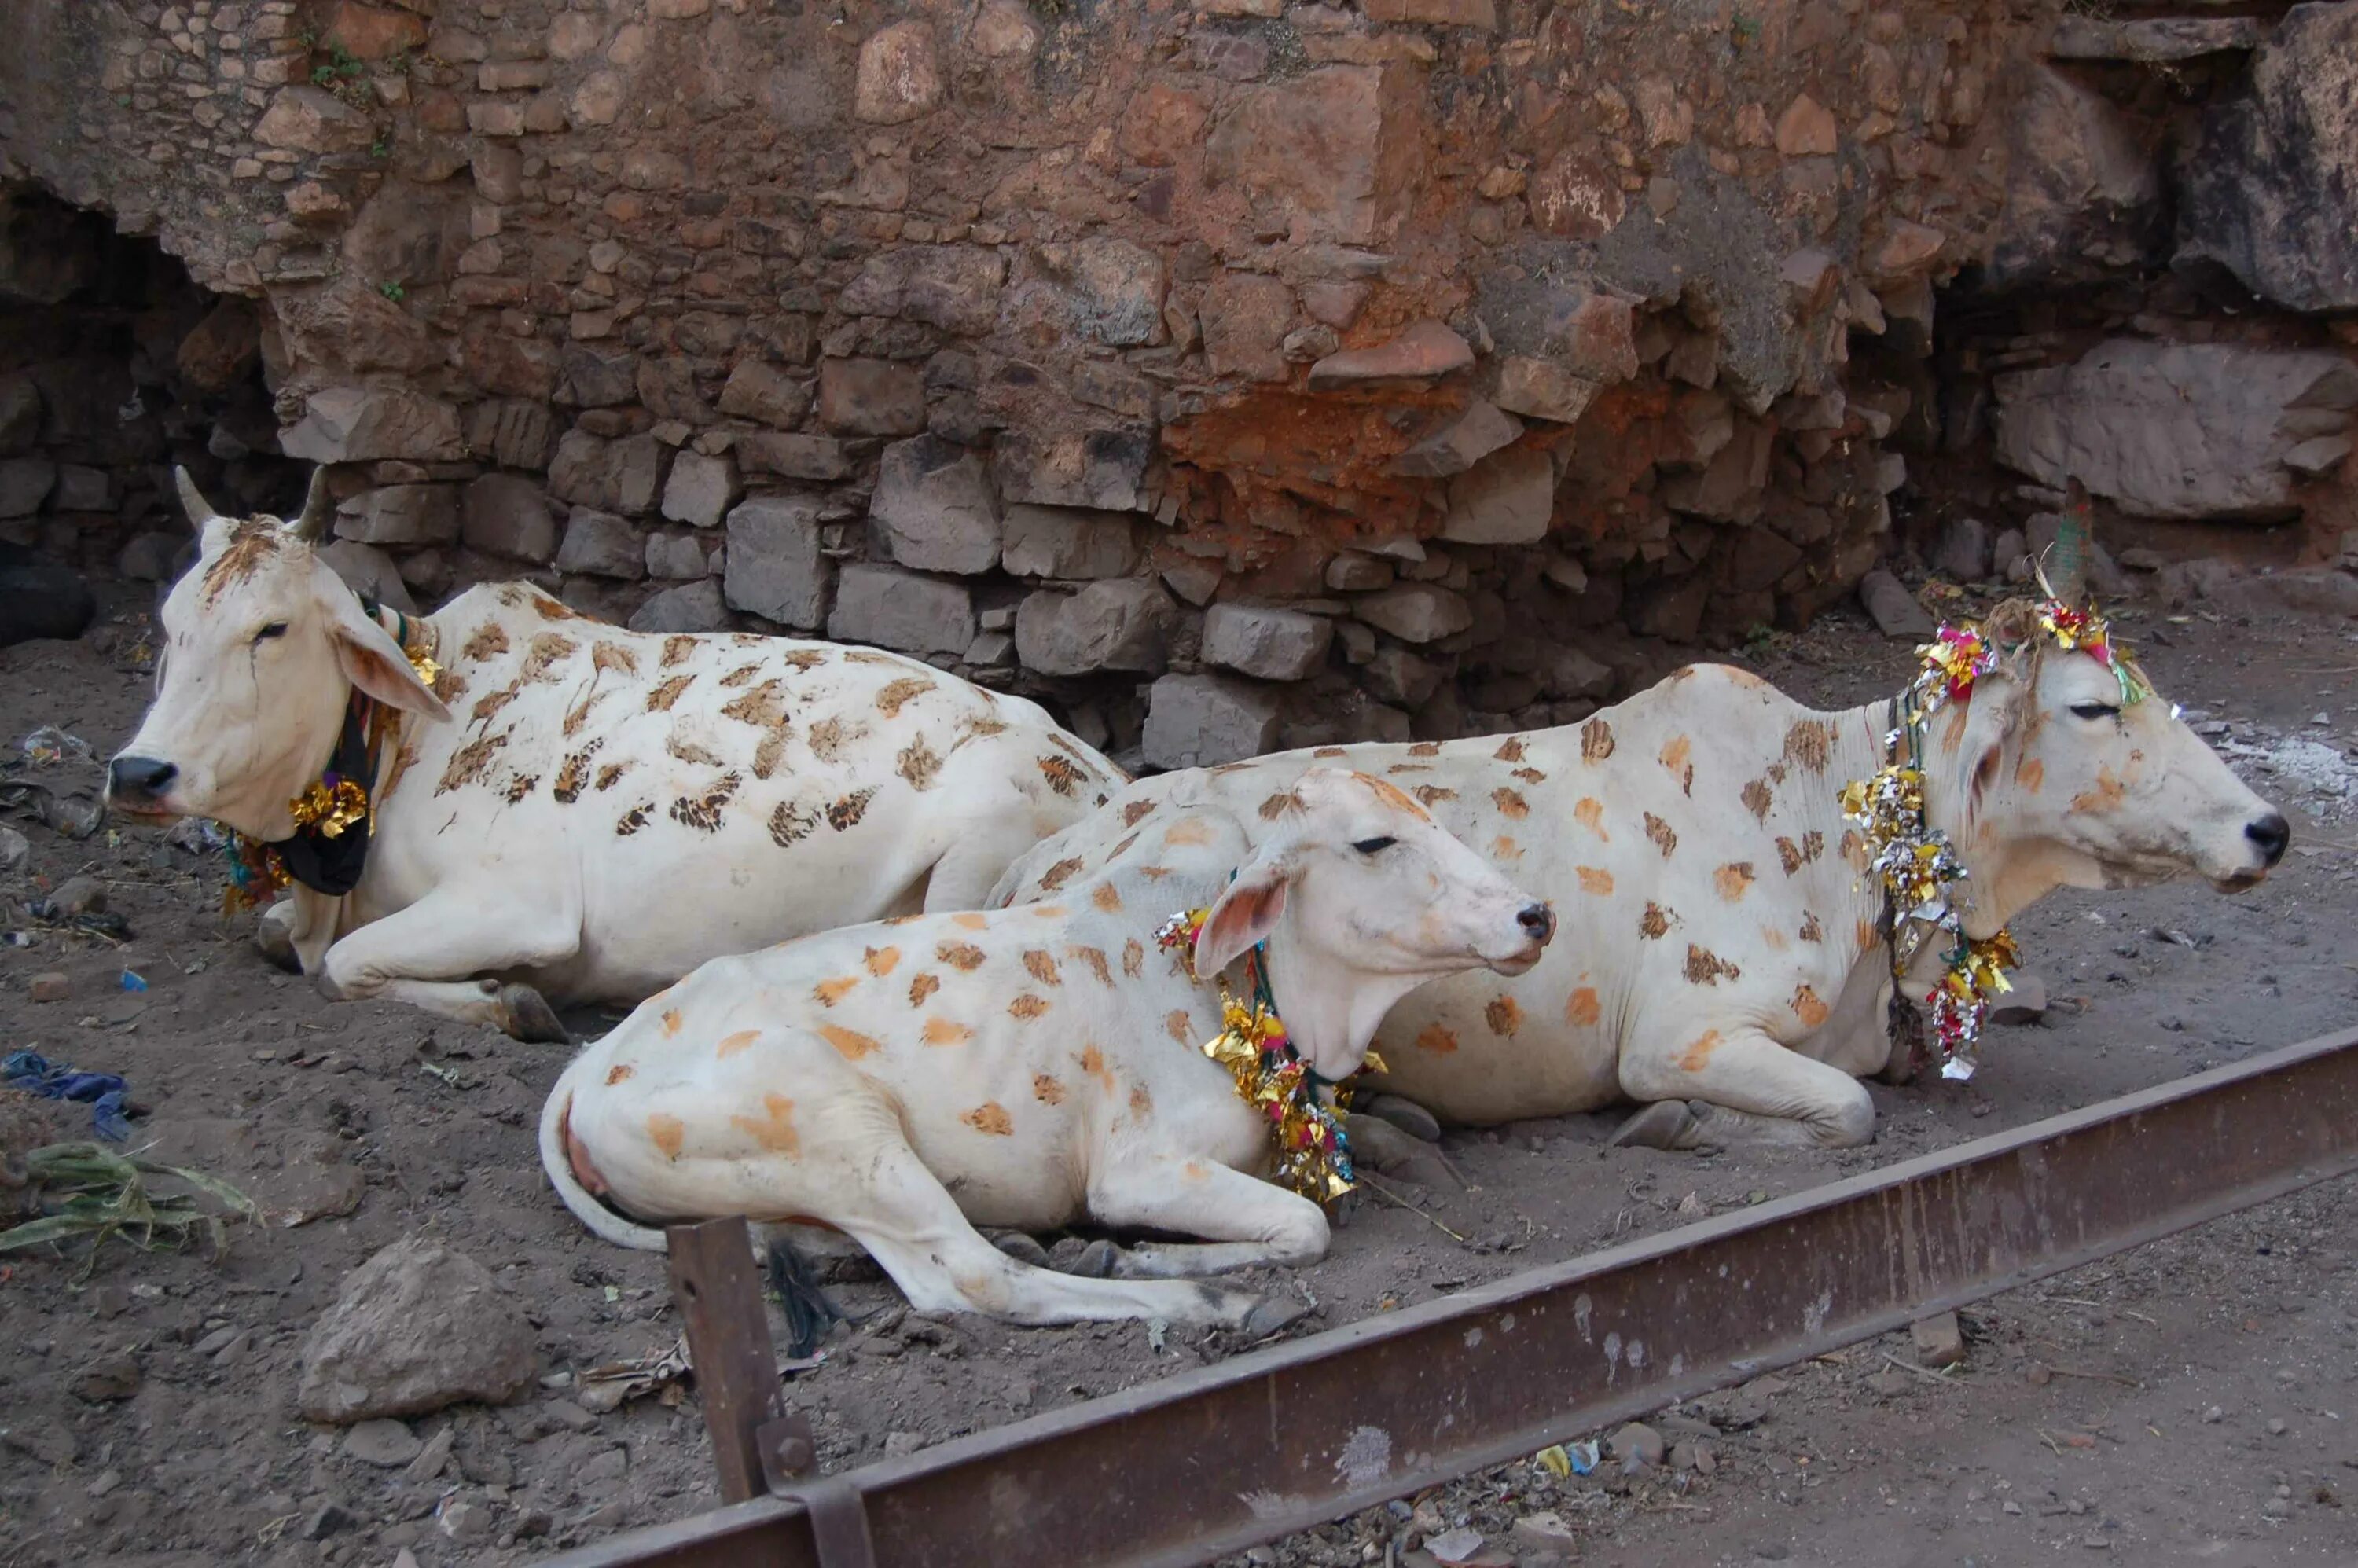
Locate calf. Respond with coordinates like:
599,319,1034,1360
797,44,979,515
105,471,1125,1038
996,598,2286,1148
539,769,1553,1327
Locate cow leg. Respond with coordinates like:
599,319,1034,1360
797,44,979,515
1084,1155,1331,1281
316,884,580,1041
1618,1023,1877,1149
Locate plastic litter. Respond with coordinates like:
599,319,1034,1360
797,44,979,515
2,1049,132,1141
18,728,94,767
119,971,147,993
1534,1439,1601,1477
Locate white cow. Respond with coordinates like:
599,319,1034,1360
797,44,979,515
538,768,1555,1327
105,470,1126,1039
995,598,2288,1148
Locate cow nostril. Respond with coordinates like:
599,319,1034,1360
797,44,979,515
2246,812,2290,867
1516,902,1555,943
107,756,178,799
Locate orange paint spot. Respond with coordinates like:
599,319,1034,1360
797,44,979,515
1363,775,1434,821
660,1009,682,1038
604,1063,635,1085
1490,835,1524,861
952,912,990,931
1854,917,1878,952
2015,757,2044,792
1658,734,1694,795
1093,882,1123,913
1415,1023,1460,1055
864,945,902,977
1675,1030,1722,1073
1574,797,1609,839
729,1093,799,1156
961,1102,1013,1136
1566,986,1602,1026
813,975,860,1007
1485,995,1524,1037
922,1017,974,1046
909,971,941,1005
646,1113,685,1159
2071,768,2126,814
1079,1044,1115,1089
1492,786,1530,820
1713,862,1755,902
1128,1082,1153,1118
1791,984,1831,1030
1030,905,1067,919
1163,817,1214,847
1799,912,1824,943
1121,939,1144,979
1166,1009,1194,1044
1760,924,1791,952
1181,1159,1210,1181
818,1024,883,1060
715,1030,760,1059
938,942,986,971
1578,865,1614,895
1009,993,1051,1020
1033,1074,1067,1105
1023,949,1062,987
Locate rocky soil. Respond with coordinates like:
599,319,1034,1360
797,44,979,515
2,581,2356,1568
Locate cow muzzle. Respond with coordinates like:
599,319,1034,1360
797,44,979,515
106,754,182,821
1487,902,1556,975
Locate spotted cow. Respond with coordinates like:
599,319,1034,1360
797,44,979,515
105,471,1125,1038
539,769,1555,1326
994,604,2288,1148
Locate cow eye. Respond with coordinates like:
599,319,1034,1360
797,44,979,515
1351,836,1396,855
252,622,288,644
2070,702,2119,721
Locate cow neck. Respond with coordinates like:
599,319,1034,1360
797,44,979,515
223,597,441,911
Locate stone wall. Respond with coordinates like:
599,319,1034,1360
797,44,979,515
0,0,2350,766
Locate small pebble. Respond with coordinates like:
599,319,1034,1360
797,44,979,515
2261,1497,2293,1518
29,971,68,1002
2203,1406,2224,1423
2268,1418,2288,1436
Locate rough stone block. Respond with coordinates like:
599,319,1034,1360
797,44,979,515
736,432,854,482
855,20,942,125
659,450,740,529
724,496,831,629
1203,65,1404,245
253,86,376,154
316,541,417,615
460,474,558,563
0,457,56,518
715,361,813,428
1307,320,1474,391
869,435,1001,575
827,562,974,656
629,578,732,634
1199,272,1297,383
1391,400,1522,478
548,430,666,516
1064,237,1167,347
282,387,466,464
841,248,1008,336
1354,583,1471,643
554,507,645,579
1142,674,1284,769
1441,445,1555,544
818,358,927,436
1014,580,1177,675
994,426,1152,512
335,485,459,547
1200,603,1335,681
1001,505,1144,579
645,532,711,580
297,1237,537,1424
1493,356,1601,425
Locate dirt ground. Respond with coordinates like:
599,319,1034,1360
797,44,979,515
2,579,2355,1568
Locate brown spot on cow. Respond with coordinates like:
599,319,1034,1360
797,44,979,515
1741,778,1774,821
463,622,510,660
382,743,420,802
1675,1030,1722,1073
595,760,633,792
1122,938,1145,979
862,946,901,978
1009,993,1050,1021
198,522,282,606
1783,718,1835,773
819,1024,882,1060
646,1112,685,1160
471,684,521,726
1493,786,1530,820
2015,756,2045,793
660,633,696,669
1067,946,1114,986
1258,790,1304,821
670,770,744,832
1023,949,1062,987
720,679,789,729
1714,862,1756,902
922,1017,973,1047
521,633,578,684
961,1102,1013,1137
1512,766,1548,785
605,1063,636,1085
897,735,943,792
875,676,934,718
1092,881,1123,913
951,912,989,931
1581,718,1614,762
1640,902,1672,939
715,1030,759,1059
1493,736,1527,762
778,648,827,672
1574,797,1609,839
503,771,539,804
1485,995,1525,1037
437,730,511,795
1166,1010,1193,1045
806,716,862,762
1776,836,1804,876
1163,817,1214,847
1121,799,1159,827
908,971,941,1007
1684,945,1739,985
813,976,860,1007
553,740,604,804
1128,1082,1153,1119
1078,1044,1115,1091
1791,984,1831,1030
1566,986,1602,1027
1853,916,1877,951
1577,865,1614,896
535,595,590,622
562,688,608,739
2072,767,2126,814
1760,923,1791,952
1313,747,1347,758
1800,911,1825,943
938,942,986,971
1490,833,1524,864
769,799,818,848
1644,813,1677,857
826,788,876,831
718,662,762,690
1413,784,1459,806
1414,1023,1459,1055
645,674,696,713
1038,755,1086,797
1034,1074,1068,1106
1409,741,1442,758
615,802,653,836
1658,735,1694,795
729,1093,800,1156
660,1008,684,1037
1038,855,1087,892
667,731,725,769
591,640,639,678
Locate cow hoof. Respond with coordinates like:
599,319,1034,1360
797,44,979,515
1342,1112,1427,1173
252,918,301,975
498,984,571,1044
1061,1238,1122,1279
1358,1092,1442,1143
1240,1294,1311,1340
1608,1100,1699,1151
990,1232,1052,1269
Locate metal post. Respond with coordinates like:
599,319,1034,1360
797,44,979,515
665,1217,788,1505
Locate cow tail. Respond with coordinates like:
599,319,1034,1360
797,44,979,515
538,1052,670,1253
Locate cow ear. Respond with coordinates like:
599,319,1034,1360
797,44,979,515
1962,671,2028,827
325,593,450,723
1194,855,1293,978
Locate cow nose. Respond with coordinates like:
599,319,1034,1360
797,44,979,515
1516,902,1555,946
108,755,178,800
2245,812,2290,867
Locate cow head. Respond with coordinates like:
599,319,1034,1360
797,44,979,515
1929,597,2287,920
1192,767,1555,1080
106,468,450,840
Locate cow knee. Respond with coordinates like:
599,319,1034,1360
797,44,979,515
1816,1085,1877,1148
1267,1202,1330,1265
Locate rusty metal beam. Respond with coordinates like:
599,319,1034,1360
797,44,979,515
548,1026,2358,1568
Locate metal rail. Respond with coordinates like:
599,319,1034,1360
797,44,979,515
549,1026,2358,1568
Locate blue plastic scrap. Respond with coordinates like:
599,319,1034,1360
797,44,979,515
2,1048,131,1141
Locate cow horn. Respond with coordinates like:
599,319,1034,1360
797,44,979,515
288,466,334,544
2043,478,2092,602
174,467,222,526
